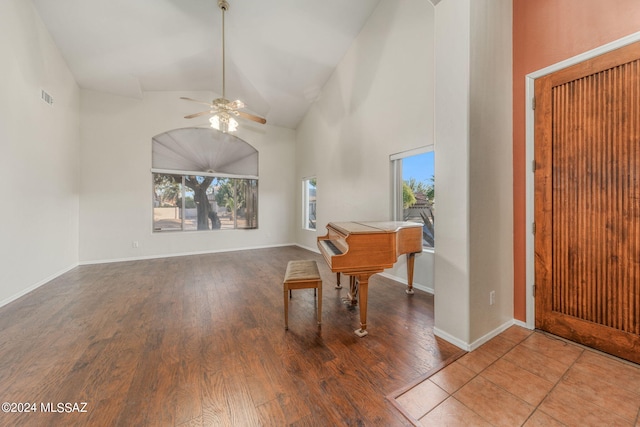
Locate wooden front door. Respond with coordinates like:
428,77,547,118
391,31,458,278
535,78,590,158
534,41,640,364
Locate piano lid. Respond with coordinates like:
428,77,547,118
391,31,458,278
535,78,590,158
357,221,423,231
329,221,422,235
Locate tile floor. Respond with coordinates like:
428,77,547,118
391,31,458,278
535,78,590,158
392,326,640,426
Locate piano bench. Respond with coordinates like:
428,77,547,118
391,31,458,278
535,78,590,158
283,260,322,330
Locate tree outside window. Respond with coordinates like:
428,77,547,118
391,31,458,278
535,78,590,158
392,149,434,249
153,174,258,232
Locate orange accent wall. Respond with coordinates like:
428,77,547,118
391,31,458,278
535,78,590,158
512,0,640,321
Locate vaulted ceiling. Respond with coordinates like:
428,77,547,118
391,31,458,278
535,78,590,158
33,0,382,129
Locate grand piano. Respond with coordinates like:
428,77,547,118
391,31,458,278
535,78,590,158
317,221,423,337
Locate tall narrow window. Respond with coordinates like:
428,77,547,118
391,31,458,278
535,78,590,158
302,177,317,230
391,147,435,249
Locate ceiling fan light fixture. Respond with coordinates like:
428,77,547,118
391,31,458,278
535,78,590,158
210,113,238,133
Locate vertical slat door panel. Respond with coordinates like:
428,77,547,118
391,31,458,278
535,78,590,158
535,41,640,364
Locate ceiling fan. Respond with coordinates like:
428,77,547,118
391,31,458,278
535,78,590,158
181,0,266,133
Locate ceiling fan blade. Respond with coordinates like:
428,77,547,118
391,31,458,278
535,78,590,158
237,110,267,125
226,99,245,110
184,110,214,119
180,97,214,107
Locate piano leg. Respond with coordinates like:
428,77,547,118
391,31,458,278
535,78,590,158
335,272,342,289
405,252,416,295
354,274,370,337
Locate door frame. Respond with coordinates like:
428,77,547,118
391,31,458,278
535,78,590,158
524,31,640,329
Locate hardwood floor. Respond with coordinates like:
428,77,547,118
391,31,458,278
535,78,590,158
0,246,462,426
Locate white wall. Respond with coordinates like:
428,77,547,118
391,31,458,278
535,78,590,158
433,0,513,348
295,0,436,290
79,90,296,263
468,0,513,343
0,0,80,305
433,0,472,345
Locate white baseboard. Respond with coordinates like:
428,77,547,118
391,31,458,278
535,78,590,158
0,263,78,309
79,243,297,265
513,318,532,330
468,320,515,351
295,243,320,254
434,319,522,352
378,272,434,294
2,244,305,309
433,327,470,351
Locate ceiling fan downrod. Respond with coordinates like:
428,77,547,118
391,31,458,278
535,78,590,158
180,0,266,130
218,0,229,100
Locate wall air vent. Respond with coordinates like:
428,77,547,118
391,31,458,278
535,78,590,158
41,89,54,106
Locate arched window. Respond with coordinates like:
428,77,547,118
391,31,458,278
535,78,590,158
151,128,258,232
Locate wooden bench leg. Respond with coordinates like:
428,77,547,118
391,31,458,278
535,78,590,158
317,280,322,325
284,285,289,330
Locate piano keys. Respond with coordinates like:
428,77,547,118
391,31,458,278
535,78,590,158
317,221,423,337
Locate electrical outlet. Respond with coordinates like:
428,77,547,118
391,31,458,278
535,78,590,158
132,241,139,248
489,290,496,306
